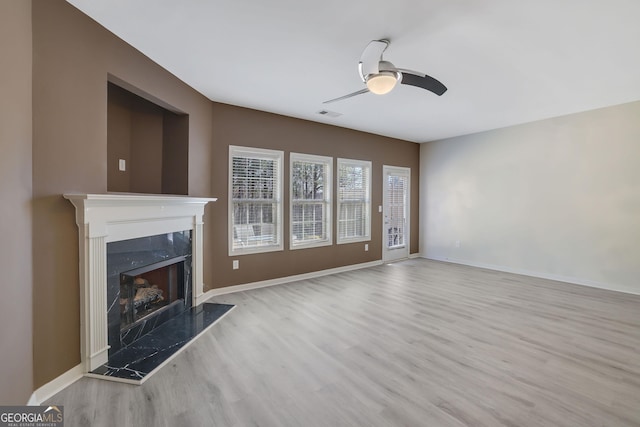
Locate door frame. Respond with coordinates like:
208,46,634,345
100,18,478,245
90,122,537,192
382,165,410,263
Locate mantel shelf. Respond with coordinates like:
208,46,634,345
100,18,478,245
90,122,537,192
64,193,217,205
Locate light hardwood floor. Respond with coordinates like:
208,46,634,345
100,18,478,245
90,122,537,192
48,259,640,426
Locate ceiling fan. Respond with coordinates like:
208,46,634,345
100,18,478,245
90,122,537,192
324,39,447,104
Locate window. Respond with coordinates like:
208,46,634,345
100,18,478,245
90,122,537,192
337,158,372,244
229,146,283,255
290,153,332,249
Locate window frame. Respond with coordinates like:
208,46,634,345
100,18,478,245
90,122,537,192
228,145,284,256
289,152,333,250
336,158,372,244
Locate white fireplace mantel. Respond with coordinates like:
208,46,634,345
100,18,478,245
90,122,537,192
64,193,216,372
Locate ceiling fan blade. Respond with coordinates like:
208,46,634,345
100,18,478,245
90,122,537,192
323,88,370,104
398,70,447,96
359,39,389,82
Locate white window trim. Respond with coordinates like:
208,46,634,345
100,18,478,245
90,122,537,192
290,153,333,250
337,158,372,245
228,145,284,256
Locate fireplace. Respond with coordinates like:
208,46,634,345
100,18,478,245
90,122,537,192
65,194,216,372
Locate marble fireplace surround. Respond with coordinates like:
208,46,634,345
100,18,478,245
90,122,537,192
64,193,217,373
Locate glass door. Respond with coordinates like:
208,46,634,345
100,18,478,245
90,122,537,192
383,166,410,262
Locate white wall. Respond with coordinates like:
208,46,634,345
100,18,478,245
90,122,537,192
420,101,640,295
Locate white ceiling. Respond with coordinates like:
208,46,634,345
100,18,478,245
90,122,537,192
66,0,640,143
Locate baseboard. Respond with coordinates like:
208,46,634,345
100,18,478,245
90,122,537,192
28,364,83,405
27,393,38,406
423,255,640,296
409,252,422,259
201,260,384,299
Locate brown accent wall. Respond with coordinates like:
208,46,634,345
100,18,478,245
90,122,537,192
209,103,420,289
107,82,190,194
106,85,132,192
129,103,164,194
162,112,190,195
32,0,213,388
0,0,34,404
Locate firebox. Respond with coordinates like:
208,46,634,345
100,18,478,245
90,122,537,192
120,256,189,330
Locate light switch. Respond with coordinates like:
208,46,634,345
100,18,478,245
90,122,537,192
118,159,126,171
232,260,239,270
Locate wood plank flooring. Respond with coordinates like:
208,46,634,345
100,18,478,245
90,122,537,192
47,259,640,426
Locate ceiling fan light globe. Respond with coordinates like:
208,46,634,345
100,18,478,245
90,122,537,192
366,72,398,95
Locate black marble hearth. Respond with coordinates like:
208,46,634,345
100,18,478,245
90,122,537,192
90,302,234,383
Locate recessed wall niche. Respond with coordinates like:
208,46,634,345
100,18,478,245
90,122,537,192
107,81,189,195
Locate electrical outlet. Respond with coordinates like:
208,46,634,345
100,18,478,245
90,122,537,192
118,159,126,171
455,240,461,248
232,260,239,270
365,244,369,251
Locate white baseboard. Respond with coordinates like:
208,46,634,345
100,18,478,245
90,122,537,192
409,252,422,259
27,393,38,406
423,255,640,296
201,260,384,300
28,364,83,405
